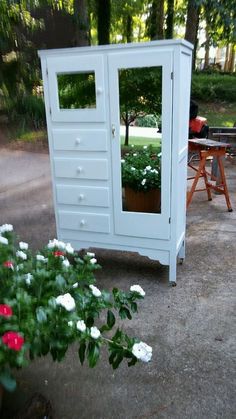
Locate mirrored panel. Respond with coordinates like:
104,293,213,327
119,66,162,214
57,72,96,109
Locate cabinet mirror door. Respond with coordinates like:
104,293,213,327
109,50,172,239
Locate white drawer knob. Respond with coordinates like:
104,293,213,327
80,219,86,227
75,138,81,145
79,194,84,201
96,87,103,94
77,166,82,174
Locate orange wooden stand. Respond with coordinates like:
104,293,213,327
187,139,232,211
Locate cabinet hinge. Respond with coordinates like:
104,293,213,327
49,107,52,115
171,72,174,80
169,217,171,224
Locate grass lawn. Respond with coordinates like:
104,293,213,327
120,135,161,147
198,101,236,127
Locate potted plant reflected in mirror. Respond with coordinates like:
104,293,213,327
121,146,161,213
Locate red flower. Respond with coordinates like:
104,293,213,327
3,261,13,269
53,251,64,257
2,331,24,351
0,304,13,317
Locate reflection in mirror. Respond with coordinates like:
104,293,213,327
119,66,162,214
57,72,96,109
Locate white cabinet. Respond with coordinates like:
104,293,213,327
39,40,193,284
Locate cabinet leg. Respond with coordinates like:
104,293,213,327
169,255,177,286
178,240,185,263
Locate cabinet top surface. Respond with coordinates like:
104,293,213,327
38,39,193,58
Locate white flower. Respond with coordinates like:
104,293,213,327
0,224,13,233
25,273,33,285
157,152,162,157
56,293,76,311
76,320,86,332
131,144,134,148
19,241,28,250
36,254,48,263
47,239,66,250
65,243,74,254
133,153,137,157
72,282,78,288
121,159,125,163
68,321,73,327
16,264,24,271
16,250,27,260
143,145,148,149
151,169,158,174
62,258,70,268
130,284,145,297
141,179,146,186
145,165,151,171
90,326,101,339
131,167,136,171
132,341,152,362
87,252,95,258
0,236,8,245
90,258,97,265
89,284,101,297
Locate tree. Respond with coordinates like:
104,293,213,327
185,0,201,69
166,0,175,39
119,67,162,145
146,0,165,40
97,0,111,45
73,0,90,46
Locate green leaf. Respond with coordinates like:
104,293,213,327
130,302,138,313
36,307,47,323
119,307,132,320
78,342,86,365
128,357,138,367
0,371,17,392
87,341,100,368
112,352,124,369
55,274,66,288
86,316,94,327
107,310,115,329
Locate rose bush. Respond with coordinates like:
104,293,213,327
121,145,161,192
0,224,152,392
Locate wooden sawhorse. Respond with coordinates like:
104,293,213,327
187,139,233,211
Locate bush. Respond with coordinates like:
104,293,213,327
191,72,236,102
136,114,160,128
4,94,46,129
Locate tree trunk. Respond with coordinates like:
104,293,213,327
126,14,133,43
185,0,200,69
148,0,164,40
124,111,129,146
224,44,230,71
228,44,236,72
97,0,111,45
166,0,174,39
204,27,210,69
73,0,90,46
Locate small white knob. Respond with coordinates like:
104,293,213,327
79,194,84,201
77,166,82,174
75,138,81,145
80,219,85,227
96,87,103,94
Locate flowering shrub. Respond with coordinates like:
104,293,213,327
121,146,161,192
0,224,152,391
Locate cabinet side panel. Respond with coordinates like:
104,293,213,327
176,51,192,247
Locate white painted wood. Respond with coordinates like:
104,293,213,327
54,158,108,180
39,40,193,284
56,185,109,207
52,129,108,151
58,211,110,233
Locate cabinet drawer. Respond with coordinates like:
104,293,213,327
58,211,110,233
52,129,107,151
56,185,109,207
54,158,108,180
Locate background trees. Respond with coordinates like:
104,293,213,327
0,0,235,133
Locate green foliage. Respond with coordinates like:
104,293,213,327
121,145,161,192
136,114,160,128
191,72,236,102
0,224,151,390
58,73,96,109
5,94,46,129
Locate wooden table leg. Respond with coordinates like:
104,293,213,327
217,156,233,211
187,157,206,208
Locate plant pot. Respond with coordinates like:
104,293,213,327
125,187,161,213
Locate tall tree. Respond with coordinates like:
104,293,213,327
97,0,111,45
146,0,165,40
73,0,90,46
185,0,201,69
166,0,174,39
